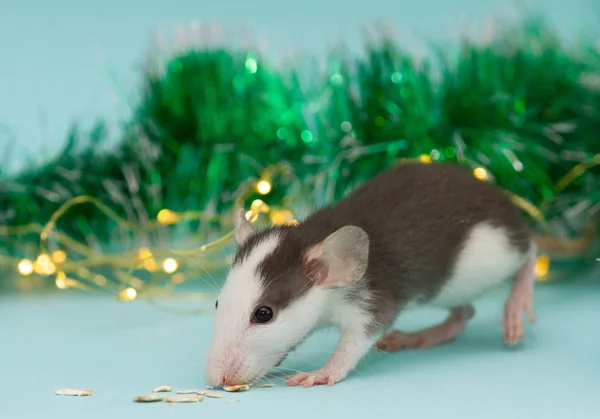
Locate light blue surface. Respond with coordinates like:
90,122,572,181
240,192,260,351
1,271,599,419
1,0,597,172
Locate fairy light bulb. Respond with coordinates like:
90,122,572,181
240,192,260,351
245,210,259,223
143,258,158,272
157,209,179,225
473,167,489,181
138,247,153,260
118,288,137,301
269,210,296,225
256,180,272,195
51,250,67,264
251,199,269,213
34,254,56,275
535,254,551,279
418,154,432,164
162,258,178,274
55,271,67,289
18,259,34,276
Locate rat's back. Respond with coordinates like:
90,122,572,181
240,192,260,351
298,162,534,326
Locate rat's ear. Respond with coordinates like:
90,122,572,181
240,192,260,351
234,209,256,246
305,225,369,288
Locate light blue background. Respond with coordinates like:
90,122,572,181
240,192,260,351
0,0,598,172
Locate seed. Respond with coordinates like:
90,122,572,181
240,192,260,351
204,391,225,398
55,388,92,397
223,384,250,392
165,395,203,403
258,383,276,388
206,385,214,389
176,389,205,395
134,394,164,403
153,385,172,393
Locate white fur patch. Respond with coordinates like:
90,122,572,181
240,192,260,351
206,232,281,384
427,222,527,308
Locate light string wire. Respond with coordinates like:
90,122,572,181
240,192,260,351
1,153,598,308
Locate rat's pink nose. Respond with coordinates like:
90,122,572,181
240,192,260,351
206,347,246,386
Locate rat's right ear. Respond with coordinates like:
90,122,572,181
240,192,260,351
305,225,369,288
234,209,256,246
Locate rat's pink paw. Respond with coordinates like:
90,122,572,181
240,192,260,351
286,369,347,388
503,291,535,345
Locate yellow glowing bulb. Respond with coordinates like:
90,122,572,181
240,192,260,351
138,247,153,260
51,250,67,264
17,259,34,276
94,275,107,286
34,254,56,275
535,254,551,279
55,271,67,289
256,180,272,195
163,258,179,274
118,287,137,301
418,154,432,164
143,258,159,272
473,167,489,181
157,209,179,225
245,210,259,223
251,199,270,213
172,273,185,284
269,209,296,226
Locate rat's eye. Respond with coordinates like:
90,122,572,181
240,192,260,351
215,300,218,310
251,306,273,324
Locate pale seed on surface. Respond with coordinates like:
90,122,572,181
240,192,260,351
176,389,205,395
152,385,172,393
165,395,203,403
258,383,276,388
223,384,250,392
204,391,224,398
133,394,164,403
55,388,92,397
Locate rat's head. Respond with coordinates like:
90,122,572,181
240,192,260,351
205,210,369,386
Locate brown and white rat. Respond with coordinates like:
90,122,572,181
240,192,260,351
205,162,537,388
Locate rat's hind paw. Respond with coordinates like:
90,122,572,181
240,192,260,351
286,368,347,388
503,290,535,345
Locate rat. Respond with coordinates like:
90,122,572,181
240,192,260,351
205,162,537,388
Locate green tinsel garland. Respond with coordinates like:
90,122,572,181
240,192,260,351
1,17,599,291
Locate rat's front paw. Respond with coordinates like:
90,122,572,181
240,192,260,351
286,368,347,388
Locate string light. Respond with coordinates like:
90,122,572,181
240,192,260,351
251,199,270,213
269,209,296,225
34,254,56,275
17,259,34,276
138,247,153,260
118,287,137,302
535,254,551,280
157,209,180,225
418,154,432,163
245,210,259,223
1,154,595,304
473,167,489,181
256,180,272,195
51,250,67,264
55,271,67,289
163,258,179,274
143,258,159,272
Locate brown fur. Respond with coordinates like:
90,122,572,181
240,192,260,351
234,162,532,335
